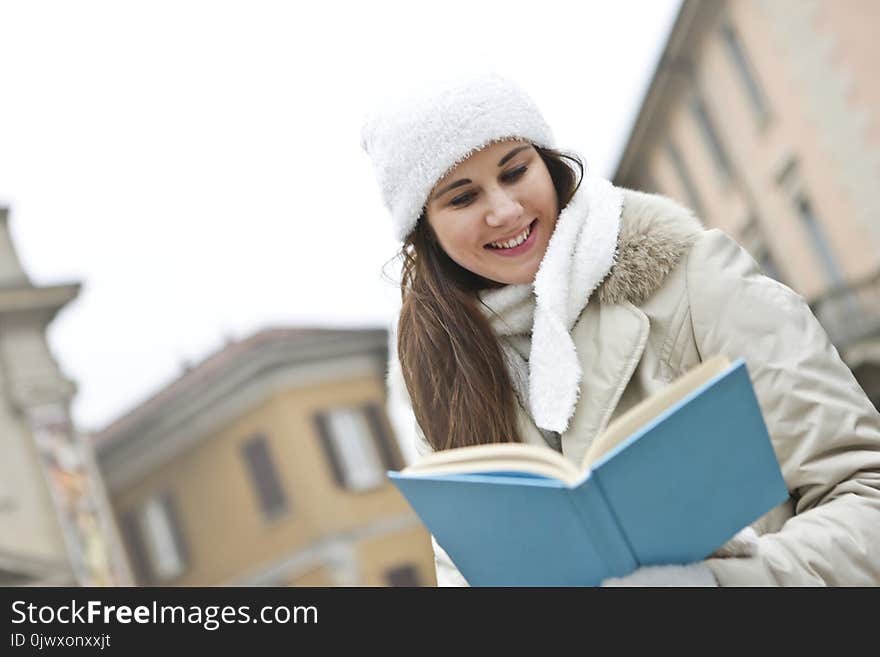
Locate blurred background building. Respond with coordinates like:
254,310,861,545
6,0,880,588
0,206,128,586
93,328,435,586
614,0,880,407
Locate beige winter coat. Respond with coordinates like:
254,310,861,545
393,188,880,586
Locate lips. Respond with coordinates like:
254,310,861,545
484,219,539,257
485,219,537,250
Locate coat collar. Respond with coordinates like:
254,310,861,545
597,188,704,306
516,188,704,465
388,187,705,460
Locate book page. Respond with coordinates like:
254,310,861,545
579,354,731,470
402,443,583,486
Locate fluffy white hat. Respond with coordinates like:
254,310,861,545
361,73,555,241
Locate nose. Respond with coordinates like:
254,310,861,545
485,188,523,228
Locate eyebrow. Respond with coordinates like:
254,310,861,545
497,144,531,166
430,144,532,201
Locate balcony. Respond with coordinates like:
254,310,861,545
809,270,880,349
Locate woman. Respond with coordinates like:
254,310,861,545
361,73,880,586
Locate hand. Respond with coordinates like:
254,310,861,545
709,526,758,558
600,526,759,587
601,562,717,586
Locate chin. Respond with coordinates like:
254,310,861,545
493,269,539,286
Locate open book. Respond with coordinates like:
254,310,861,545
388,356,789,586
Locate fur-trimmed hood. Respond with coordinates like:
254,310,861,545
597,188,704,306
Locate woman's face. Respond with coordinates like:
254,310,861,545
424,140,559,286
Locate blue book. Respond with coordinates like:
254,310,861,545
388,356,789,586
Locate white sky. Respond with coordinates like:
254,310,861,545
0,0,681,433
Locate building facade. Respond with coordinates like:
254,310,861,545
94,328,435,586
0,206,128,585
614,0,880,405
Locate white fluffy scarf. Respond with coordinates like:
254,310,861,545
479,176,624,434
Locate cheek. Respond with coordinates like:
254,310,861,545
539,177,559,215
523,173,558,216
430,216,480,259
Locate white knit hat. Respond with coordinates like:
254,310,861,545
361,73,555,241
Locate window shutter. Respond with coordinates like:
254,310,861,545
689,93,731,179
720,22,769,123
118,509,153,585
241,434,288,517
664,140,706,220
385,564,421,587
313,412,345,487
363,403,403,470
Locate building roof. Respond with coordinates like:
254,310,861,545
93,326,389,450
613,0,704,185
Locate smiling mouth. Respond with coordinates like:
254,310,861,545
485,219,537,250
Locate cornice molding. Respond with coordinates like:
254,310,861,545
96,329,389,490
0,284,80,321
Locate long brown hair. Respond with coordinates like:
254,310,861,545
396,145,583,452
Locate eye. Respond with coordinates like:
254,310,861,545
501,165,528,182
450,191,476,207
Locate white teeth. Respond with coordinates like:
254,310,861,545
489,223,531,249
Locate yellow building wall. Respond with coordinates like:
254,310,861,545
355,526,437,587
288,566,332,587
112,371,433,586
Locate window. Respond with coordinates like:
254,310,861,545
795,193,844,286
241,434,288,518
852,363,880,412
119,491,189,584
738,213,784,282
385,564,421,587
664,140,706,219
757,251,784,284
142,494,186,581
689,93,731,180
314,403,403,492
118,510,152,585
720,22,769,123
775,155,844,287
